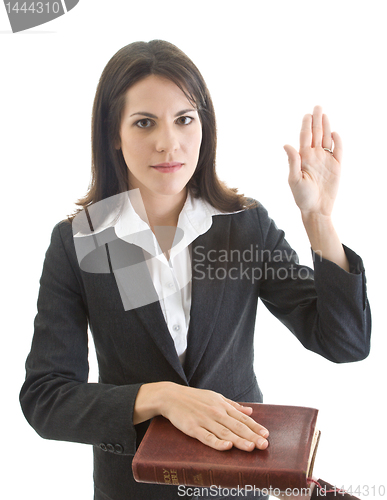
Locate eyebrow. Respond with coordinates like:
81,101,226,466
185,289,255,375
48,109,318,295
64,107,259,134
129,108,197,118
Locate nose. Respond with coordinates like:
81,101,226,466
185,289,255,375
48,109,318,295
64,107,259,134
155,124,180,153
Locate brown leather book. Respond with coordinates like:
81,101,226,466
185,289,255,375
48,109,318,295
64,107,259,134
132,403,320,491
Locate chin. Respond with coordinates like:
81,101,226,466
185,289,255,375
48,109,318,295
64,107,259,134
151,179,190,197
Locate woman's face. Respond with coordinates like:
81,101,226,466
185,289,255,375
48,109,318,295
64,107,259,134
117,75,202,202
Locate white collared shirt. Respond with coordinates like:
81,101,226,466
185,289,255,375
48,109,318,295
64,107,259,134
116,190,239,364
73,189,241,364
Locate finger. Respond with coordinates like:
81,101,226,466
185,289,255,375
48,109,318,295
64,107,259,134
185,418,261,452
300,114,312,149
227,405,269,438
223,399,269,436
322,113,332,150
215,423,259,451
204,418,269,452
332,131,343,164
283,145,301,185
218,406,270,451
225,399,253,416
312,105,323,148
226,417,269,449
196,427,234,451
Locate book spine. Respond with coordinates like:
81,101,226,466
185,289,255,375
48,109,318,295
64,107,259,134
132,462,308,490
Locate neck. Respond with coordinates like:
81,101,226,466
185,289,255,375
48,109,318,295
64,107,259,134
139,189,187,229
134,188,188,260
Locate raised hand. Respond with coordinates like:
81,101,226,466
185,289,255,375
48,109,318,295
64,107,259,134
283,106,349,271
284,105,343,218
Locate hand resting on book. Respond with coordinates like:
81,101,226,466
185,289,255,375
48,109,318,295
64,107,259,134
133,382,269,452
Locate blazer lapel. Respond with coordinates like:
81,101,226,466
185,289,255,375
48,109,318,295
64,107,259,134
133,302,188,383
184,216,231,382
107,215,232,385
107,236,188,383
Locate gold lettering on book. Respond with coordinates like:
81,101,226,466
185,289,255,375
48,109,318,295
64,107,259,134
193,473,204,485
170,469,179,485
163,468,171,484
162,468,179,485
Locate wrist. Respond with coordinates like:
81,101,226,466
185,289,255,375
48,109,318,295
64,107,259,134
133,381,174,425
301,212,335,250
300,212,349,272
301,211,334,229
157,381,176,418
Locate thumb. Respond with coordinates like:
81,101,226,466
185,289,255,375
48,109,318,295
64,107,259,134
283,144,301,184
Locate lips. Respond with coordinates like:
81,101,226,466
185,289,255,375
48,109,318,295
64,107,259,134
151,162,183,173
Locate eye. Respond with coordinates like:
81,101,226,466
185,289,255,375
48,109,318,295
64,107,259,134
176,116,193,125
135,118,154,129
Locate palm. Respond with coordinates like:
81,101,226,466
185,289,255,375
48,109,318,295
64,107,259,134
284,106,343,217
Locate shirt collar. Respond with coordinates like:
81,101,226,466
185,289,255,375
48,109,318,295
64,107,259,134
73,189,242,259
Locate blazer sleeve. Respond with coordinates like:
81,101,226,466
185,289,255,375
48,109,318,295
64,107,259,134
19,221,142,456
255,204,371,363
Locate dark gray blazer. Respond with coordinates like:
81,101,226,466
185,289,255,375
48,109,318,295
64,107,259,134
20,203,371,500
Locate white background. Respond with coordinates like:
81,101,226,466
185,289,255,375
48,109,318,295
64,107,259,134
1,1,385,498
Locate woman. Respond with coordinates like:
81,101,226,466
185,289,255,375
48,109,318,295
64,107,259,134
20,40,371,500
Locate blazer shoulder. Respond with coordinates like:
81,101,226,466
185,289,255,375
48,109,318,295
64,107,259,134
49,218,74,248
224,199,285,252
234,198,273,232
46,218,80,270
244,198,269,218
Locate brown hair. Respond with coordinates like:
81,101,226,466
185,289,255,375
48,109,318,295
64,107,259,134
72,40,256,218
